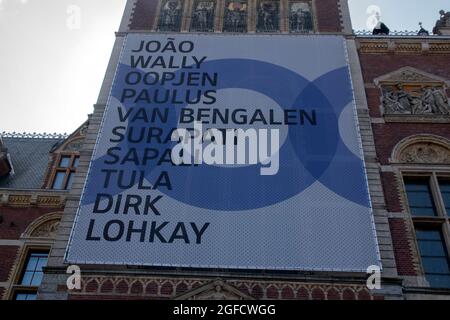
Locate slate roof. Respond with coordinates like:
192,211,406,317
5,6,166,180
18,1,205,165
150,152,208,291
0,136,64,190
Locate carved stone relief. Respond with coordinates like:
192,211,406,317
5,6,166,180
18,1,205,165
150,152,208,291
398,142,450,164
377,68,450,116
30,219,60,238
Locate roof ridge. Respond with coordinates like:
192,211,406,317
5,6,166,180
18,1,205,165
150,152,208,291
1,131,68,139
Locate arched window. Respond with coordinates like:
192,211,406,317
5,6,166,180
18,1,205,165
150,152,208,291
393,135,450,288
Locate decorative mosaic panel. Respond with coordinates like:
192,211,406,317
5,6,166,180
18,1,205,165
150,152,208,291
157,0,184,32
223,0,248,33
190,0,216,32
289,1,313,33
256,0,279,33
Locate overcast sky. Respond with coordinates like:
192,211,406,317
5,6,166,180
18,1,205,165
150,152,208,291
0,0,447,134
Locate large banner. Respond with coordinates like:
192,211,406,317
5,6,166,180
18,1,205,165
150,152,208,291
66,34,381,271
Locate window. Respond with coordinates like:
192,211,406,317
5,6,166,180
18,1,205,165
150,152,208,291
11,250,49,300
403,174,450,288
20,252,48,286
439,179,450,215
404,177,437,217
51,154,79,190
14,292,37,301
416,229,450,288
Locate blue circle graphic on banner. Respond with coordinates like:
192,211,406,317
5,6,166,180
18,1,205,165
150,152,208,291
83,59,366,211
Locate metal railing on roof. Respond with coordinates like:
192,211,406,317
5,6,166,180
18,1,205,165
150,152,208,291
0,132,68,139
354,30,432,36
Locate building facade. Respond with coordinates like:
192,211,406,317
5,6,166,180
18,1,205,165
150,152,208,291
1,0,450,300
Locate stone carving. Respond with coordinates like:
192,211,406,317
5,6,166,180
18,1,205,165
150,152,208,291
399,143,450,164
158,0,183,32
433,10,450,35
223,0,247,33
31,220,60,238
256,1,279,33
64,139,83,151
289,2,313,33
382,85,450,115
190,0,215,32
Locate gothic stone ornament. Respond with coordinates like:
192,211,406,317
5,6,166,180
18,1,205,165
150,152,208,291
158,0,183,32
289,1,313,33
223,0,247,33
382,85,450,115
433,10,450,35
256,1,279,33
399,142,450,164
190,0,216,32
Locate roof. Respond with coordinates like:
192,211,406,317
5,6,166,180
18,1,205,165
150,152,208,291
0,135,65,190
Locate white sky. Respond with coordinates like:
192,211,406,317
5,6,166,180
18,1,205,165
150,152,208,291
0,0,447,134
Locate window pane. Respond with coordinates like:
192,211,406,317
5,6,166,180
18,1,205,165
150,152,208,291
30,272,43,286
416,230,441,241
66,172,74,190
404,178,437,217
439,180,450,215
52,172,66,190
36,257,48,270
20,252,49,287
59,156,71,168
416,229,450,289
73,157,80,168
15,294,28,300
21,271,34,286
427,275,450,289
14,293,37,301
25,257,39,271
422,257,450,274
418,240,446,257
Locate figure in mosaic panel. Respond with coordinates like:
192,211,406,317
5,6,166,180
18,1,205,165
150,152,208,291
158,0,183,32
191,0,216,32
256,1,279,33
223,0,248,33
289,1,313,33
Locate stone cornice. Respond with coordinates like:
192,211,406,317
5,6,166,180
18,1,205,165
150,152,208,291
357,37,450,54
0,189,67,207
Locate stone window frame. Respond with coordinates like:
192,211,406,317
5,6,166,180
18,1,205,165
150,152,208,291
152,0,317,34
46,136,83,191
392,135,450,288
4,212,61,300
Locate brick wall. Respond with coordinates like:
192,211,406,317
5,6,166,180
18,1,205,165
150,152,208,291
0,246,19,282
381,172,403,213
359,48,450,281
129,0,344,33
0,207,60,240
373,123,450,165
388,218,417,276
129,0,159,30
315,0,342,33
